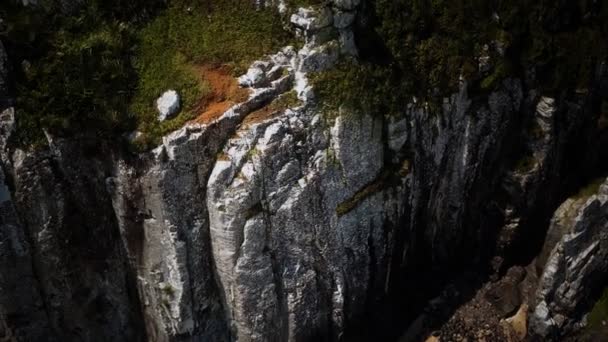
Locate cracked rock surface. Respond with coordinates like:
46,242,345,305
1,3,608,342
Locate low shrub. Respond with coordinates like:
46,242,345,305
2,0,291,148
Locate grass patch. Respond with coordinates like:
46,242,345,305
3,0,292,149
480,60,512,90
270,90,301,111
241,90,301,126
120,1,294,149
310,59,403,116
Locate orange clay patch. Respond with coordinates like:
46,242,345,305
192,65,250,124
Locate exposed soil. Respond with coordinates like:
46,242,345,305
191,65,250,124
400,265,539,342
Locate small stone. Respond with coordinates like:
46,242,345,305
156,90,180,121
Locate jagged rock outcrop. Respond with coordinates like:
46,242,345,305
406,79,523,267
530,177,608,339
0,41,8,107
1,2,607,342
107,6,376,340
111,69,294,341
6,139,145,341
0,166,51,341
206,100,407,341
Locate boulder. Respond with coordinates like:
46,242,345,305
156,90,180,121
238,61,274,88
530,177,608,338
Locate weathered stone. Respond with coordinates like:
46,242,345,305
338,28,357,56
530,177,608,339
1,2,607,341
0,167,52,341
238,66,266,87
290,7,333,31
206,100,403,341
298,41,340,73
388,116,408,154
333,10,355,29
156,90,180,121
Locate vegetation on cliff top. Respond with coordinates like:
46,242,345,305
3,0,607,146
1,0,290,147
129,1,291,149
312,0,608,116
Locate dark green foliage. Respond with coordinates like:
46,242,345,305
1,0,290,148
311,59,401,116
312,0,608,116
1,1,148,145
269,90,301,111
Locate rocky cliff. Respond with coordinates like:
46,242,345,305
1,1,607,342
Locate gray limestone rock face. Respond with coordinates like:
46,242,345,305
0,41,8,106
1,2,607,341
3,139,146,342
105,17,397,340
206,104,406,341
530,177,608,339
108,50,297,341
0,167,52,341
407,79,524,266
